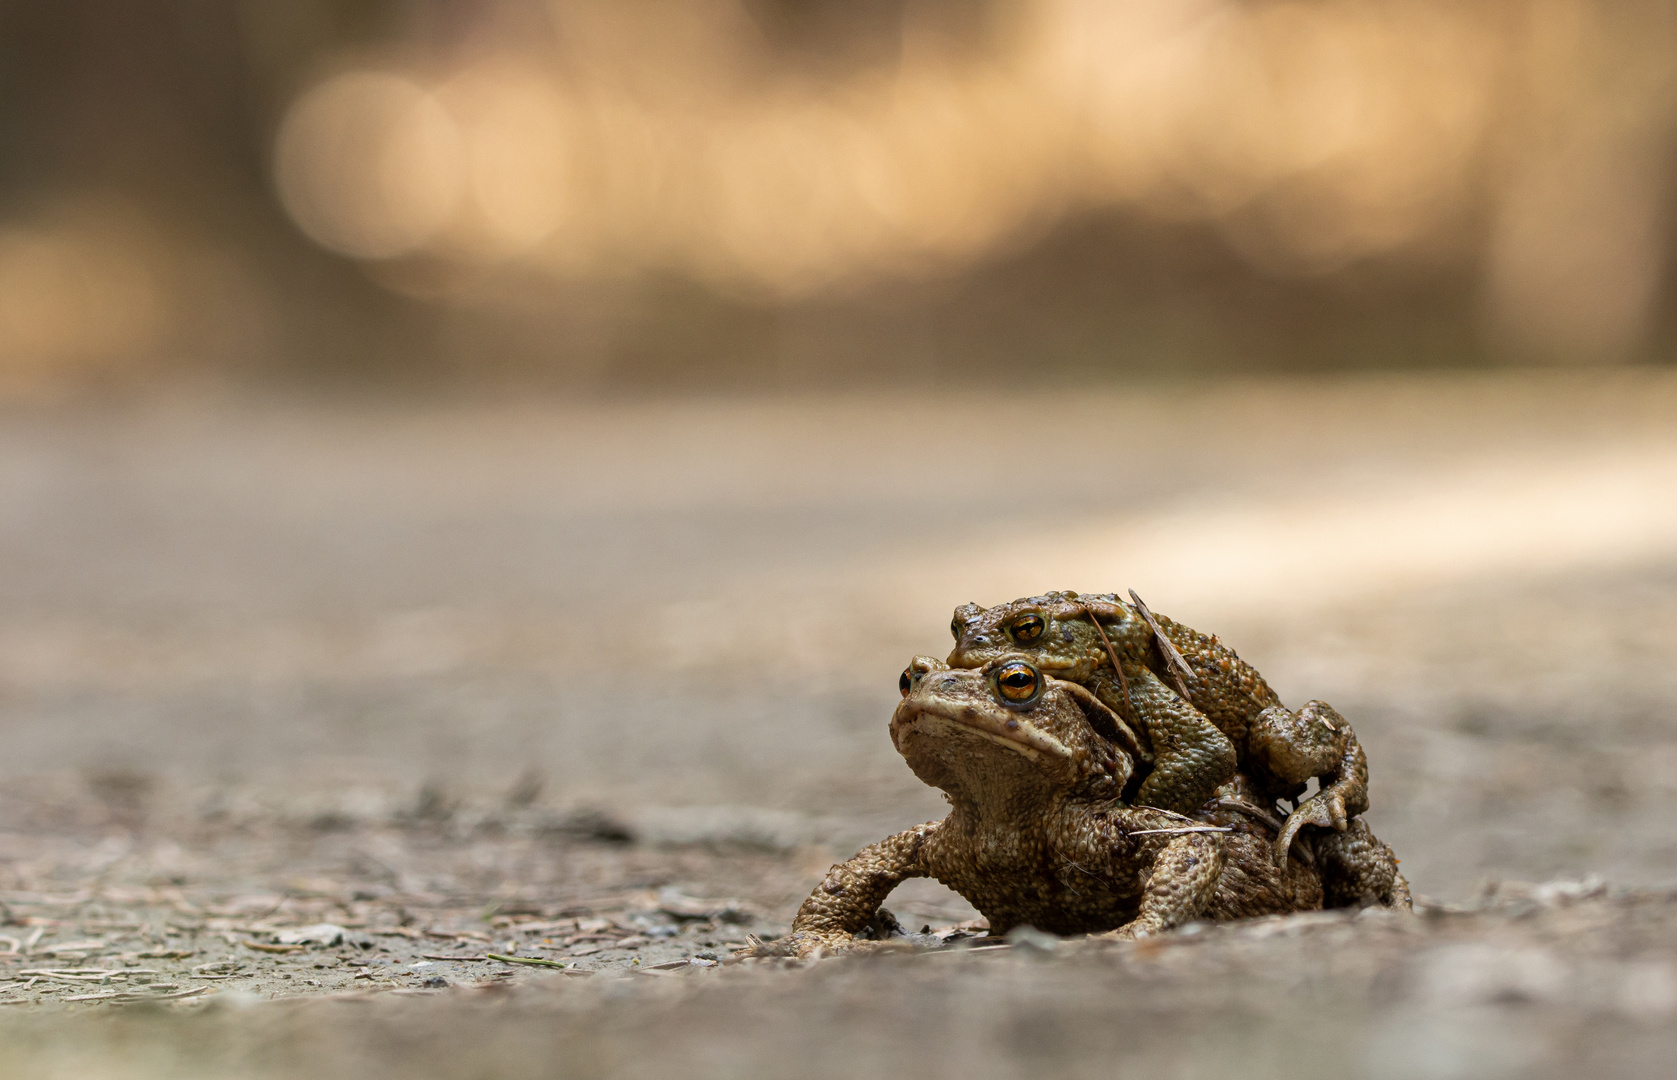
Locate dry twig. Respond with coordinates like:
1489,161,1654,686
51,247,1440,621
1128,589,1197,701
484,953,567,969
1080,603,1134,718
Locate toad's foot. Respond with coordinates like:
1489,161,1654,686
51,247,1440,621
1093,914,1176,942
733,933,797,959
1274,790,1348,865
733,931,879,960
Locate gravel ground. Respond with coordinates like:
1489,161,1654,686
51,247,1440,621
1,849,1675,1080
0,822,784,1004
1,368,1675,1076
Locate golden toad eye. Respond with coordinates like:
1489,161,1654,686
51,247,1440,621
1009,614,1046,644
994,661,1040,703
899,667,913,697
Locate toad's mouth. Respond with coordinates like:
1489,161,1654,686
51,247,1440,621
890,695,1074,762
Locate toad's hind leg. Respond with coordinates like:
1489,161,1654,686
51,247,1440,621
1251,701,1370,864
1204,832,1323,920
1315,819,1411,911
1125,666,1237,815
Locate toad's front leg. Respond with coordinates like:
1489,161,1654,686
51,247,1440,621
1111,830,1227,939
775,823,937,957
1124,666,1237,815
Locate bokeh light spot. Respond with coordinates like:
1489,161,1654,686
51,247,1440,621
275,72,466,260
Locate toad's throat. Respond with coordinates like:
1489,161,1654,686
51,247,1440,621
893,700,1075,762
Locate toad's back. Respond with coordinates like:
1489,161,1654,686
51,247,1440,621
1154,614,1284,747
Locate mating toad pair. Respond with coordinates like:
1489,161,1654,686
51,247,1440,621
775,591,1409,956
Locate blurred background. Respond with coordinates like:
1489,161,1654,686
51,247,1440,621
1,0,1677,907
2,0,1677,396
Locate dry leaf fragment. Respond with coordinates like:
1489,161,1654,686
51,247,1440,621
275,924,345,946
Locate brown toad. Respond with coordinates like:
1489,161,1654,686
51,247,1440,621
776,658,1403,957
948,591,1370,864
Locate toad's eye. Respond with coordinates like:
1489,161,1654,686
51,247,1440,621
1008,614,1046,644
899,667,913,697
993,661,1041,703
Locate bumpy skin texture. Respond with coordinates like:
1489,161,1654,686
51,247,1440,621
1316,819,1413,910
779,661,1326,957
947,592,1372,869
